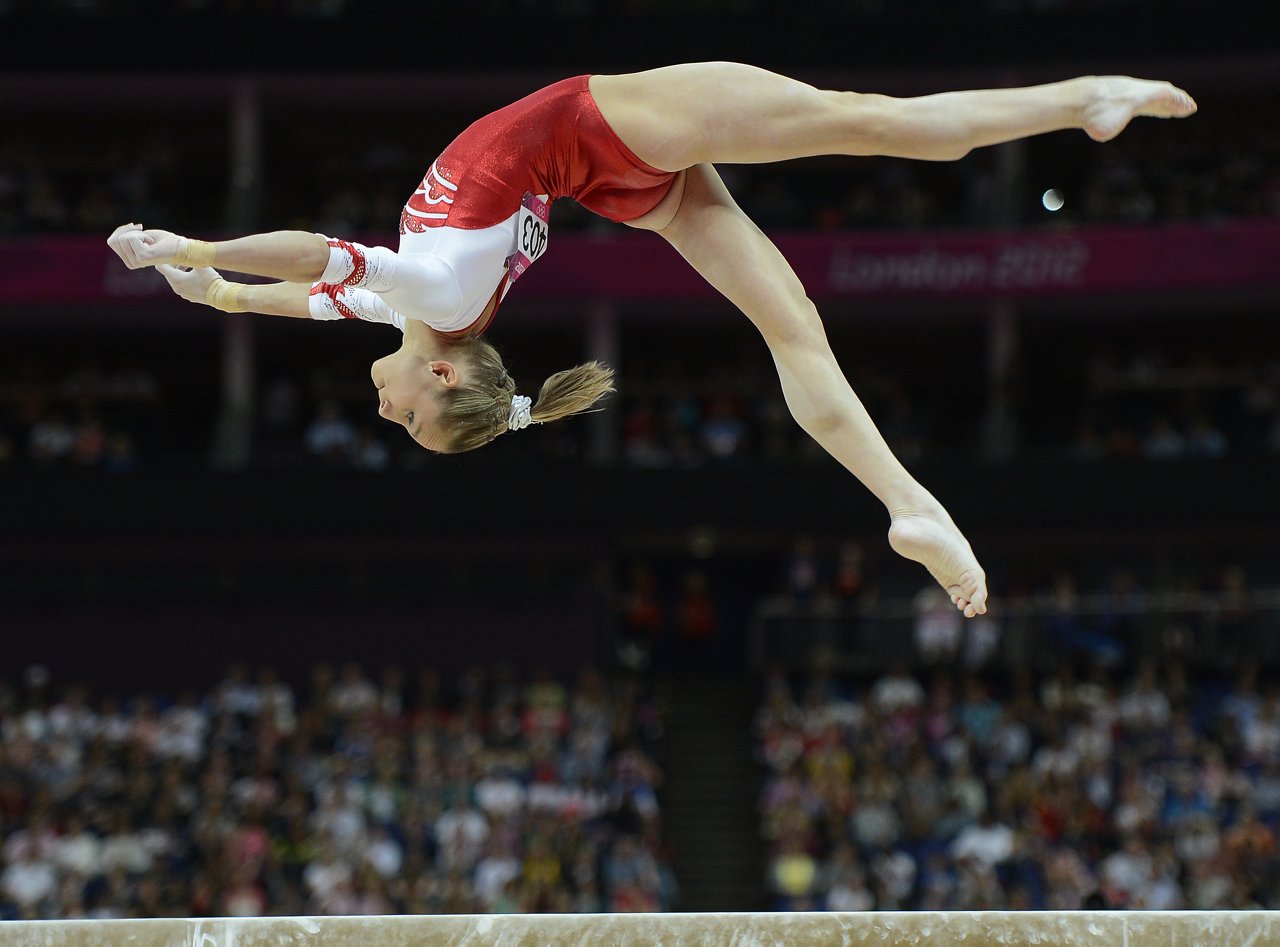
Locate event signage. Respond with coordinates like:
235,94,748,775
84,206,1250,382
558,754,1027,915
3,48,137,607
1,221,1276,310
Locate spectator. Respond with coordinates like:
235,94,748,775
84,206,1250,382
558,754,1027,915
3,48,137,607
1141,415,1186,460
766,832,818,910
1,847,56,913
328,663,378,719
675,570,717,673
304,400,357,464
913,586,963,664
700,396,748,462
951,809,1014,868
784,536,821,603
832,542,865,605
821,843,875,911
870,663,925,715
1185,411,1228,458
27,411,74,464
619,564,665,670
962,609,1001,670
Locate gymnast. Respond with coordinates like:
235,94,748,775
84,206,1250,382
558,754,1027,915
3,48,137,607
106,63,1197,618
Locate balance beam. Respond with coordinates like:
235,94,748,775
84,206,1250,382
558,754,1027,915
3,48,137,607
3,911,1279,946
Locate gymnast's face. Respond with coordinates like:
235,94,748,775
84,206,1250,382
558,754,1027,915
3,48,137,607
370,348,459,452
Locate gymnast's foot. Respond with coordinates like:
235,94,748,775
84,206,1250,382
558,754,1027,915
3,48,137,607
888,503,988,617
1082,76,1197,143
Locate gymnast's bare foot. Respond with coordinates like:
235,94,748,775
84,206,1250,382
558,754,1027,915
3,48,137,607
888,504,988,618
1083,76,1197,143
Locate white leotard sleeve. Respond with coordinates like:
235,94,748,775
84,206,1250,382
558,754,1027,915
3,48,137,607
310,241,462,329
374,254,463,329
308,284,407,332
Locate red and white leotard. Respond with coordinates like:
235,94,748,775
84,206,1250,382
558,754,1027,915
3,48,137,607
308,76,675,337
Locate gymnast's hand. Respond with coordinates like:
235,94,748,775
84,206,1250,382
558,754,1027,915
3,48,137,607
107,223,182,270
155,263,219,306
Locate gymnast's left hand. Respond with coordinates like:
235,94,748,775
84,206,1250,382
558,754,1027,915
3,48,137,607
155,263,219,306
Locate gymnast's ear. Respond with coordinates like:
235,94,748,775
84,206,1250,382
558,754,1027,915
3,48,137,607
427,360,460,388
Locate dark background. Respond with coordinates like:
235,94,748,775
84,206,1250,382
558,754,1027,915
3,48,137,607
1,0,1279,687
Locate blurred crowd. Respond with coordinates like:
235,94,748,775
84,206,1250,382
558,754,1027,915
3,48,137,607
757,659,1280,911
758,525,1280,671
0,359,162,472
9,334,1280,471
0,663,673,919
2,94,1277,238
1049,345,1280,464
618,338,1280,470
0,132,222,235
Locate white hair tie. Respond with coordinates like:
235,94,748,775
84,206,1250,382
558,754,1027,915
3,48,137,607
508,394,533,432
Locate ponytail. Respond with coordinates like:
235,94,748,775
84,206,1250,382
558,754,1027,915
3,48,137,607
529,362,616,426
437,337,614,454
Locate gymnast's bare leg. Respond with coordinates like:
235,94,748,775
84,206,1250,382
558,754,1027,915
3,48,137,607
627,165,989,616
588,63,1196,169
598,67,1194,616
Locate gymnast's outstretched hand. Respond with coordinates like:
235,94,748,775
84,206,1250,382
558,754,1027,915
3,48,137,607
107,222,181,270
155,263,220,306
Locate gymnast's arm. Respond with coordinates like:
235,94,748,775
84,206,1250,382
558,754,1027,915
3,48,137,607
154,265,408,332
156,264,311,318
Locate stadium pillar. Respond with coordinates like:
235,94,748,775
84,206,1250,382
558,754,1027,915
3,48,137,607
982,299,1020,462
212,79,263,470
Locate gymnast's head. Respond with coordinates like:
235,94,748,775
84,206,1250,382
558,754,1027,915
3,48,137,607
370,333,614,453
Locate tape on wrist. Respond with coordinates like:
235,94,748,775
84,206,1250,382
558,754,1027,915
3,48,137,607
175,237,216,267
206,277,246,313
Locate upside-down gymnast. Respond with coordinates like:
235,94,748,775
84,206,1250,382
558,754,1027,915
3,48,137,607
107,63,1198,618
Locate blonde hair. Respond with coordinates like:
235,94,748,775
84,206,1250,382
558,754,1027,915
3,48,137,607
437,337,615,453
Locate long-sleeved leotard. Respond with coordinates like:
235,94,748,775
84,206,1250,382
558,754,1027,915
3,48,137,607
309,75,678,337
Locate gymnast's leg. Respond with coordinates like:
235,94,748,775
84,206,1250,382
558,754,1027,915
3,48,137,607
588,62,1197,170
638,165,987,615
